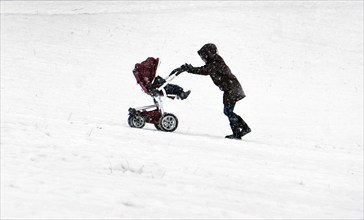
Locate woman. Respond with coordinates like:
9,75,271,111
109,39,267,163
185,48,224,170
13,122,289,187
183,43,251,139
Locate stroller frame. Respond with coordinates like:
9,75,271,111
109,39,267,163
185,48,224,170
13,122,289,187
128,61,185,132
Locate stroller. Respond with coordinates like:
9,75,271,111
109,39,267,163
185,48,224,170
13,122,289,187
128,57,187,132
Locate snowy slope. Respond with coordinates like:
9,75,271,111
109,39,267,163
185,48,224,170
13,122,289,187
1,1,363,219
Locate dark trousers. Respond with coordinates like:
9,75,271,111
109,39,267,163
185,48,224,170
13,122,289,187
224,103,239,125
223,103,250,131
164,84,183,96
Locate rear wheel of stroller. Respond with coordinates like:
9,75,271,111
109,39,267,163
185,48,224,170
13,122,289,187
159,113,178,132
128,115,145,128
128,116,134,127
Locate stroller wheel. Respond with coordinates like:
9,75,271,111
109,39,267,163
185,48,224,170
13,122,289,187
128,115,135,127
128,115,145,128
159,113,178,132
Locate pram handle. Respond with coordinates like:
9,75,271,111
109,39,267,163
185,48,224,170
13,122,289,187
163,66,186,85
149,66,187,97
169,66,186,76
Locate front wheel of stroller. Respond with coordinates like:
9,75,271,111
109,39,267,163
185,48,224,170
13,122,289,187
128,115,145,128
159,113,178,132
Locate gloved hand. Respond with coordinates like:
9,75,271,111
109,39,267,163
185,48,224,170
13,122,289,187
181,63,194,73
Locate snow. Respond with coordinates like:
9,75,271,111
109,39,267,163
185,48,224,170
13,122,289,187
1,1,363,219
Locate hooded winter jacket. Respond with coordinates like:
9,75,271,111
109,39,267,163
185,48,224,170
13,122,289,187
189,44,245,104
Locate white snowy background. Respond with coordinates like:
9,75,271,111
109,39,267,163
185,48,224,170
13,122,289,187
1,1,363,219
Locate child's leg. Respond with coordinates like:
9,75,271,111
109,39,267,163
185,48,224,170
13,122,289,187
164,84,183,95
165,84,191,100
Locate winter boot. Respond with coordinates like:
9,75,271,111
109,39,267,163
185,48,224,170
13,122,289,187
225,123,242,140
239,127,251,138
237,116,251,138
237,116,249,130
179,90,191,100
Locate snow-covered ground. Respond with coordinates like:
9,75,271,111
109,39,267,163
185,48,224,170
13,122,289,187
1,1,363,219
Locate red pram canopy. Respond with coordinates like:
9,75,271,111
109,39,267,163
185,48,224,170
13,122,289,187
132,57,159,94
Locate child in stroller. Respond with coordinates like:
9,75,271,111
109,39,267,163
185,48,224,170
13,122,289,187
148,75,191,100
128,57,190,132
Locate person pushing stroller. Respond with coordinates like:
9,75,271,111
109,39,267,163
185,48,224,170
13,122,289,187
182,43,251,139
